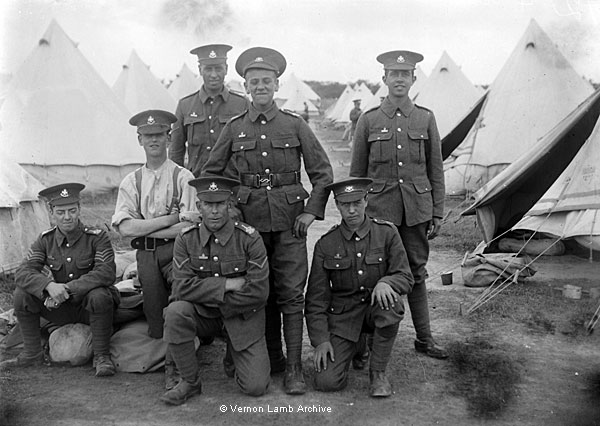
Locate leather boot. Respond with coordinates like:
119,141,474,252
414,338,448,359
284,363,307,395
93,354,116,377
160,376,202,406
0,351,43,369
369,369,392,397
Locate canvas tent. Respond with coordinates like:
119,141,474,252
280,89,319,117
462,88,600,248
226,79,248,97
336,83,375,124
0,20,143,194
168,63,199,101
409,66,427,100
113,50,176,114
444,19,593,196
275,73,320,108
361,84,387,111
325,84,355,122
412,51,481,139
0,155,49,273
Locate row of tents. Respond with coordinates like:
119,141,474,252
1,18,598,273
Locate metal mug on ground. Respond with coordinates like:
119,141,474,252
441,271,453,286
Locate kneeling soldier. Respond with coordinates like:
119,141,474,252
161,177,270,405
305,178,414,396
0,183,119,376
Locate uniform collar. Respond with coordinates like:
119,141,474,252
199,219,235,247
54,221,84,246
248,102,278,122
199,85,230,103
380,95,414,118
339,216,371,240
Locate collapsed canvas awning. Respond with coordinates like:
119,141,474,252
461,88,600,243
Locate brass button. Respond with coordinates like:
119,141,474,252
66,257,72,262
265,168,270,173
213,256,219,261
360,286,365,290
358,270,364,275
398,162,403,166
355,237,360,241
210,129,215,134
206,146,211,150
397,128,401,132
262,152,268,157
357,253,362,258
261,135,266,140
399,179,404,184
266,186,272,190
68,273,74,278
214,239,219,243
261,120,266,125
397,145,402,149
234,267,239,272
214,273,219,277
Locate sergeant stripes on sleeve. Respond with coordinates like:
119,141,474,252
94,249,114,263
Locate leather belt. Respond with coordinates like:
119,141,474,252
240,171,301,188
131,237,174,251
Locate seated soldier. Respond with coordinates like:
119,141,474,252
0,183,119,376
305,178,414,397
161,176,270,405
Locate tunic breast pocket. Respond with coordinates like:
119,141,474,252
75,257,94,274
184,115,207,146
365,251,387,278
367,131,393,163
220,258,247,278
407,129,428,164
323,257,353,291
189,257,212,278
47,256,63,273
232,139,257,170
271,135,300,168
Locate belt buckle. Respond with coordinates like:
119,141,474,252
145,237,156,251
259,174,273,187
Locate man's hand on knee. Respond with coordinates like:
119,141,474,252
313,341,335,372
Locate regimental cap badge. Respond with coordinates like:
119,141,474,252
208,182,219,191
129,110,177,135
255,57,264,62
325,177,373,203
189,176,240,202
209,50,217,58
147,115,155,125
38,183,85,206
376,50,423,71
235,47,287,77
397,55,405,63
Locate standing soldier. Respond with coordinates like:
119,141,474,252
350,50,448,359
306,178,413,396
202,47,334,394
349,98,362,143
169,44,248,177
112,110,198,388
161,177,270,405
0,183,119,377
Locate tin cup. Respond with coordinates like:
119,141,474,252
441,271,453,286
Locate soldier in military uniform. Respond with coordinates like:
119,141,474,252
112,110,198,388
350,50,448,359
160,177,270,405
169,44,248,177
349,98,362,142
202,47,333,394
306,178,413,396
0,184,119,377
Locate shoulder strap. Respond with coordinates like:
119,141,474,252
166,166,182,215
134,167,144,219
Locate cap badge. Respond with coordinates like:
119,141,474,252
397,55,405,63
147,116,155,125
255,57,264,62
60,189,69,197
344,186,354,193
209,50,217,58
208,182,219,191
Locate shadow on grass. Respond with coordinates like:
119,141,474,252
446,337,522,419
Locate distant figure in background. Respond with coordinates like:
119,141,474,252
0,183,119,377
350,50,448,360
349,98,362,143
112,110,197,389
302,102,310,123
169,44,248,177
